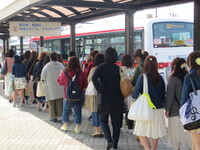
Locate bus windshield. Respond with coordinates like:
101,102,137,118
153,22,193,48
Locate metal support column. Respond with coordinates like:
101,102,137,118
20,36,23,55
70,23,76,51
3,38,6,56
6,38,9,52
40,36,44,53
194,0,200,51
125,10,134,55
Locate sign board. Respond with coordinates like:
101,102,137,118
29,42,37,50
9,21,61,36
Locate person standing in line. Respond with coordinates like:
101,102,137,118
27,51,38,102
132,56,167,150
120,54,134,134
4,49,15,103
33,52,47,111
92,47,124,150
22,50,31,68
131,49,149,86
58,56,87,134
84,53,105,137
22,50,31,101
165,58,191,150
180,51,200,150
57,54,66,68
12,55,28,107
84,50,99,77
41,52,65,122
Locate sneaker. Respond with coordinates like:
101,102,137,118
74,127,81,134
13,102,17,107
19,102,24,107
106,141,113,150
61,124,69,132
49,118,57,122
91,132,104,137
127,129,133,135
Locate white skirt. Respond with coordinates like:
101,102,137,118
134,109,167,139
168,116,191,149
14,77,27,89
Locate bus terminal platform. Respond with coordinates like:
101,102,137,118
0,81,172,150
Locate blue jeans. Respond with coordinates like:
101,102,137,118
62,100,82,125
92,112,101,127
100,113,123,148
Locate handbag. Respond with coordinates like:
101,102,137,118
36,81,45,97
1,58,7,76
119,67,134,98
85,81,97,96
179,75,200,130
128,74,154,121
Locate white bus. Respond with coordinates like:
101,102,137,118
32,18,193,75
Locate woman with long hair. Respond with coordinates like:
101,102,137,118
4,49,15,103
132,55,167,150
12,55,28,107
165,58,191,150
180,51,200,150
33,52,47,111
27,51,38,102
58,56,87,133
84,53,105,137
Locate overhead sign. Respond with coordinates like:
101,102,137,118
9,21,61,36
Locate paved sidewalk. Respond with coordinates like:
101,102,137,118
0,82,172,150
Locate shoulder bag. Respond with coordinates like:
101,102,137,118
1,58,7,76
120,67,134,98
128,74,155,121
179,75,200,130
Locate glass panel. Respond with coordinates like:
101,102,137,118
32,13,46,17
52,40,61,53
41,9,61,18
110,33,124,43
73,7,89,12
44,41,52,53
51,6,73,16
153,22,193,48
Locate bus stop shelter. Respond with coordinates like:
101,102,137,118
0,0,198,55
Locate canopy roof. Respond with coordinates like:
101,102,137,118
0,0,193,38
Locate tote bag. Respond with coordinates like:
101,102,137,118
1,59,7,76
128,74,154,121
36,81,45,97
179,75,200,130
85,81,97,96
119,67,134,98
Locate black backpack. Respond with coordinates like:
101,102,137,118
65,70,82,105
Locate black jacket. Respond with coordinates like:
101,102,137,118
92,62,124,114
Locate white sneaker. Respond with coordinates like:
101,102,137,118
19,102,24,107
127,129,133,135
13,102,17,107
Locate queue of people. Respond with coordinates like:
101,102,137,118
1,48,200,150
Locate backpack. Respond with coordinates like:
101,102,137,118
65,70,82,105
